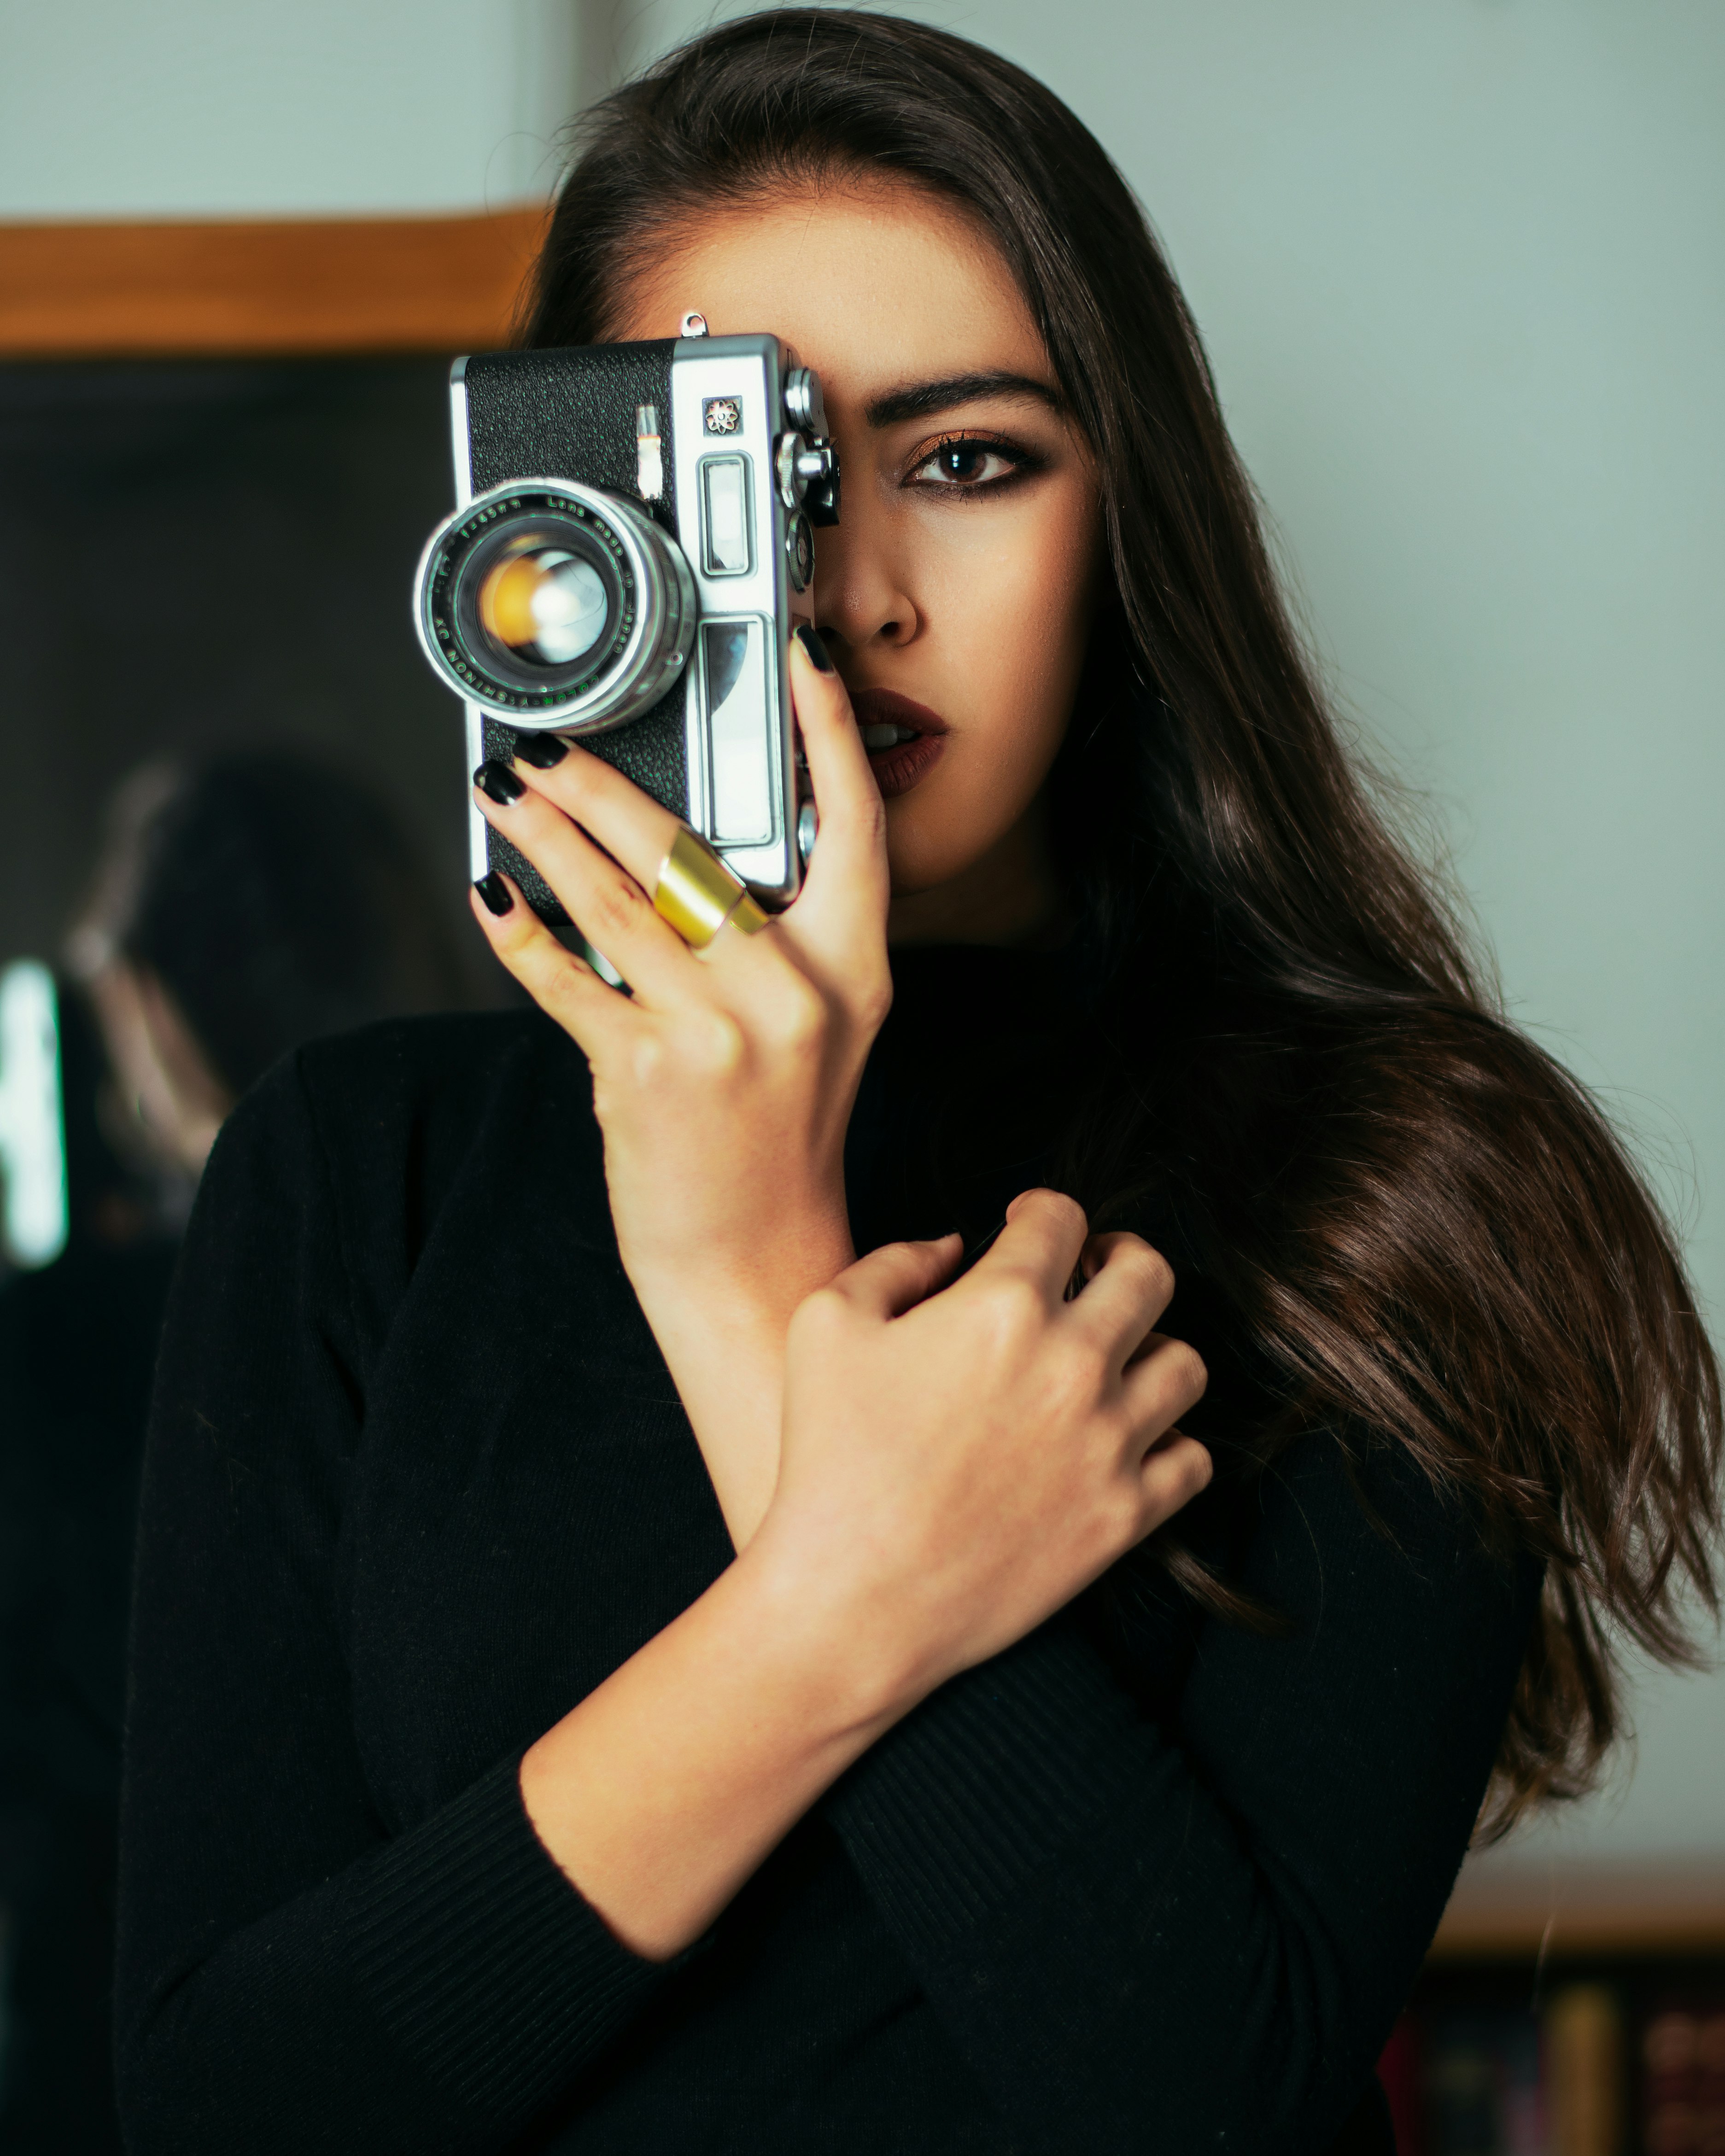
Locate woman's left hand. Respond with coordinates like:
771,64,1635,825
468,631,890,1543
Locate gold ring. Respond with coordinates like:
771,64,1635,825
652,827,768,948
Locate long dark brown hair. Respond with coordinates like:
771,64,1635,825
522,9,1721,1832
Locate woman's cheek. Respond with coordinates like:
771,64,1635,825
965,520,1094,760
882,487,1098,887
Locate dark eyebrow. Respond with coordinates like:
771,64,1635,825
862,371,1064,429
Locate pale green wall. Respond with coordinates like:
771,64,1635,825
6,0,1720,1856
0,0,582,214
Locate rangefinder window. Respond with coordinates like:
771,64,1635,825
700,456,753,576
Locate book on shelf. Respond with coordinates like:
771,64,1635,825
1380,1981,1725,2155
1638,1998,1725,2156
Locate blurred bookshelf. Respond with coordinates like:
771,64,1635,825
1387,1862,1725,2154
1432,1863,1725,1964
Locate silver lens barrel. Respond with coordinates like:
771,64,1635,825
413,477,696,734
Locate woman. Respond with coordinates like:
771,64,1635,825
116,15,1721,2154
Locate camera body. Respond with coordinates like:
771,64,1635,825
413,332,838,922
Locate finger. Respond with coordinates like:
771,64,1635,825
825,1233,965,1320
504,734,684,898
468,873,643,1058
508,739,783,970
1121,1331,1210,1435
473,771,698,1005
1138,1432,1215,1529
785,630,889,917
1066,1233,1176,1365
974,1188,1090,1305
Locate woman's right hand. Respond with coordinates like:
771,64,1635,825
757,1189,1213,1705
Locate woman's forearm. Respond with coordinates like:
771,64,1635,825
518,1532,909,1962
627,1215,854,1549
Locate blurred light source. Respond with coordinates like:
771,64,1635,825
0,960,68,1268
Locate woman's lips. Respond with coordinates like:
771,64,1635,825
848,688,948,800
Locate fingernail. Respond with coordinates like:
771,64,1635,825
474,871,515,916
474,760,526,805
512,730,568,769
794,623,834,674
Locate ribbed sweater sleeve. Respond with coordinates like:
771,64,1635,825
114,1057,665,2156
823,1437,1542,2156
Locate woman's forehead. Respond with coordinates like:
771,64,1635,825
614,183,1052,413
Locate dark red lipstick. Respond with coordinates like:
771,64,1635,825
849,688,949,800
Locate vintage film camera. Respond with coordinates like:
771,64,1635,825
411,319,839,923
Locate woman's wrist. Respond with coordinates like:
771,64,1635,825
728,1531,921,1730
620,1199,855,1551
625,1202,856,1337
736,1506,940,1729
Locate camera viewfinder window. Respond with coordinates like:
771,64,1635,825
702,618,773,847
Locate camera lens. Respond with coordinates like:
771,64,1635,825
414,479,695,733
476,539,610,668
453,515,626,697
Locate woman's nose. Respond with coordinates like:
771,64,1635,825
811,506,921,655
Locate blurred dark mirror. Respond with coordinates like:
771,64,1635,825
0,357,490,2150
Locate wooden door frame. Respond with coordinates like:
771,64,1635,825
0,207,548,358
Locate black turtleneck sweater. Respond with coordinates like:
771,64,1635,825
116,948,1540,2156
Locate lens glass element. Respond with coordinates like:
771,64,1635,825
434,492,634,709
477,539,610,668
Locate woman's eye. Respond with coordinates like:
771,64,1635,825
906,437,1024,490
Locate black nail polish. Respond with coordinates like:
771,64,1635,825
512,730,568,769
474,871,514,917
795,623,835,674
474,760,526,805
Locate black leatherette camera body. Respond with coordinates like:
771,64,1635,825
465,348,688,890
